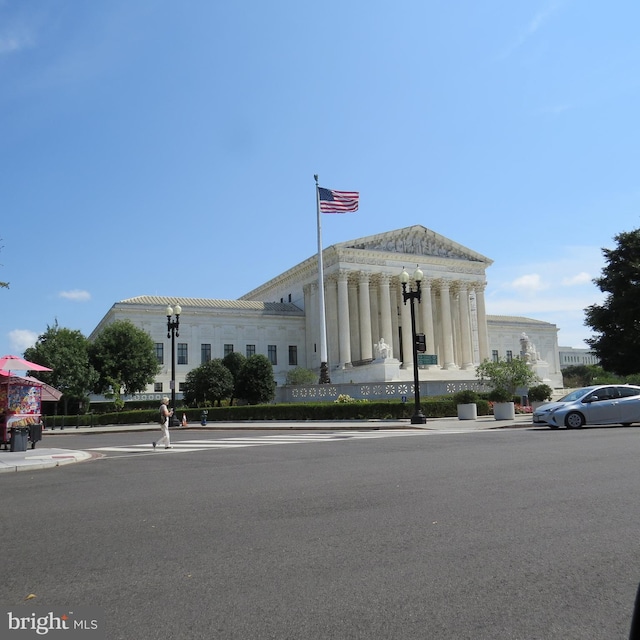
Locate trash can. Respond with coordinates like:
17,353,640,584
10,427,29,452
201,410,208,426
28,423,43,449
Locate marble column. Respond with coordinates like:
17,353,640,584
420,278,437,367
438,280,457,370
337,271,351,367
474,282,490,362
325,277,338,369
400,286,413,367
378,274,394,351
358,272,373,360
391,282,401,363
370,275,380,353
348,279,360,362
458,282,474,369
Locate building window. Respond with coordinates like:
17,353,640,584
177,343,188,365
268,345,277,365
246,344,256,357
288,345,297,366
201,344,211,364
492,350,499,362
506,350,513,362
154,382,163,392
224,344,234,357
155,343,164,365
178,382,185,392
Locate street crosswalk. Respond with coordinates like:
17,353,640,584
89,429,431,454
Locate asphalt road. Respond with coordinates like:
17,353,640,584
2,426,640,640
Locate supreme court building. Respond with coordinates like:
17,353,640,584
91,225,563,402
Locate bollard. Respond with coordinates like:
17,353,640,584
201,410,208,426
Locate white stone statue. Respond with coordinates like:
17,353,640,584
374,338,392,360
520,332,539,364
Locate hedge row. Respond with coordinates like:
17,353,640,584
43,399,492,428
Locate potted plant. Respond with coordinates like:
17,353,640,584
527,383,553,409
476,357,540,421
453,389,480,420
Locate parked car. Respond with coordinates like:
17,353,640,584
533,384,640,429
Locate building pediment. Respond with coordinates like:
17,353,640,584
333,225,493,265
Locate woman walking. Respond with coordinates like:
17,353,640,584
153,397,173,449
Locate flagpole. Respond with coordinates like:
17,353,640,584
314,174,331,383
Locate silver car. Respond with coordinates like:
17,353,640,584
532,384,640,429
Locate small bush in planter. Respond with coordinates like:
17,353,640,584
476,357,539,405
528,384,553,402
487,388,514,403
453,390,480,405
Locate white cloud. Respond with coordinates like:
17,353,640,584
7,329,39,353
485,247,605,347
509,273,547,293
499,1,565,59
0,29,34,55
561,272,592,286
527,3,561,36
59,289,91,302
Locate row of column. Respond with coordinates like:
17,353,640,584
305,270,490,371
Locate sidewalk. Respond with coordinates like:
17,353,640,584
0,414,535,474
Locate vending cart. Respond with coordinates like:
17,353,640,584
0,378,43,451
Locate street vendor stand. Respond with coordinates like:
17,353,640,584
0,377,44,451
0,356,56,451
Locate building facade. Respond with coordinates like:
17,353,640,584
90,225,564,402
558,346,599,369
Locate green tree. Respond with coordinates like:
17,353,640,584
285,367,317,385
561,364,595,387
183,359,234,407
475,357,540,402
89,320,159,410
585,229,640,376
236,354,275,405
222,351,246,406
24,322,98,414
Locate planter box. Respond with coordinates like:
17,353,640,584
457,403,477,420
493,401,515,421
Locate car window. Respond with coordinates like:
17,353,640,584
560,387,596,402
585,387,618,402
617,386,640,398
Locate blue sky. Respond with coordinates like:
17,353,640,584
1,0,639,359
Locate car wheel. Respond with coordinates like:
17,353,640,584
565,412,585,429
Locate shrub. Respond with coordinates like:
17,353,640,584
528,384,553,402
487,388,515,403
452,389,480,405
476,357,539,402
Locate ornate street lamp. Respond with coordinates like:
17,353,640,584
400,267,427,424
166,303,182,416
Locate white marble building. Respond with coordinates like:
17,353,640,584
90,225,563,401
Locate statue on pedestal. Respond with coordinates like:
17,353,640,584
374,338,392,360
520,332,540,364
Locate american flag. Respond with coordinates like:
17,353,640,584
318,187,359,213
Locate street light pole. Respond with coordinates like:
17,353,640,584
400,267,427,425
166,304,182,416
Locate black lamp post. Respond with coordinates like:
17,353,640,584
400,267,427,425
166,303,182,415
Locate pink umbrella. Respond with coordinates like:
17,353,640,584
0,355,53,373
